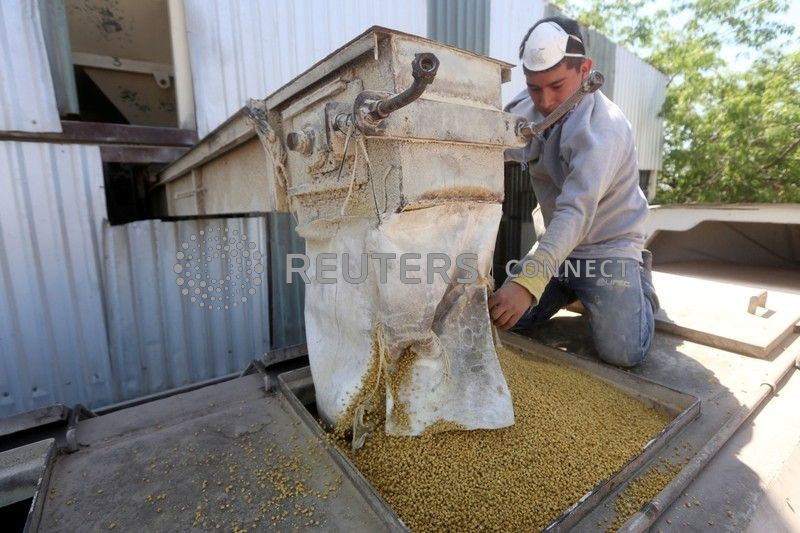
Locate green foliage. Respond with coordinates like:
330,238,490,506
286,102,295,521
552,0,799,203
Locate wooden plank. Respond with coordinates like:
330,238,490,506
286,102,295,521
653,271,800,358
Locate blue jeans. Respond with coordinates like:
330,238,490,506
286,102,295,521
511,257,655,367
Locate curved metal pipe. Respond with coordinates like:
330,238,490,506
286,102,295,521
368,52,439,120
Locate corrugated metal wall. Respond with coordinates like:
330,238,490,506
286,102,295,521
488,0,546,106
0,142,111,417
427,0,490,55
0,1,61,132
494,162,537,286
584,28,616,101
184,0,428,137
614,45,667,172
266,213,306,350
0,141,303,417
102,217,272,400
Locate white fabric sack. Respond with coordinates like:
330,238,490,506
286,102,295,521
301,202,514,438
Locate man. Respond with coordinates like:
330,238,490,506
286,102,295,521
488,16,659,367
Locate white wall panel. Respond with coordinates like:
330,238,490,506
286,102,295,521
185,0,427,137
488,0,545,106
0,1,61,132
614,45,667,171
0,142,110,416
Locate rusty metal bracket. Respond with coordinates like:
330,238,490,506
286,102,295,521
352,52,440,136
352,90,391,136
65,404,96,453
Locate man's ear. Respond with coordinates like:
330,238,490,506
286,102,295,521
581,58,593,78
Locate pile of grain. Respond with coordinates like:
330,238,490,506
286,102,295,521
334,345,672,531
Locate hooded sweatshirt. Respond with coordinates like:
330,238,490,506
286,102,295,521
504,88,649,301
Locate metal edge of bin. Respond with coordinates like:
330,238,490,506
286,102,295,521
544,399,700,531
262,343,308,367
0,406,70,439
500,331,699,416
276,368,409,532
276,336,701,532
23,439,57,533
499,332,702,531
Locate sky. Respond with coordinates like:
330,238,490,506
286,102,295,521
568,0,800,72
721,0,800,71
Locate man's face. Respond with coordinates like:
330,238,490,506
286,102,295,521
525,59,592,117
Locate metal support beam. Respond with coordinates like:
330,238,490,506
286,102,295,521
168,0,197,131
0,121,197,146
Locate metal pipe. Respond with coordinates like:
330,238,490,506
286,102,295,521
168,0,196,130
517,70,605,141
619,343,800,532
368,53,439,120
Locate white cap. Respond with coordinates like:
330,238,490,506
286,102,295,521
522,21,585,72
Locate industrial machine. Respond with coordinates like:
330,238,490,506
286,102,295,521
3,27,799,533
231,26,598,439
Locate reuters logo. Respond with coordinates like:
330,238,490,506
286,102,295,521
173,225,264,310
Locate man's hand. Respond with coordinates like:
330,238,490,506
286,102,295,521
488,282,535,330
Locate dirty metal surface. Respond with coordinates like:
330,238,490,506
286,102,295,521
0,406,69,439
653,271,800,358
0,439,54,509
0,121,197,146
38,374,387,532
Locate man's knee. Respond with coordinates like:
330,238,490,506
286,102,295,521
592,328,651,368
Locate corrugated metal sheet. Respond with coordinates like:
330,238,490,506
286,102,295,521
427,0,490,55
37,0,79,116
184,0,428,137
494,162,537,286
0,141,304,417
0,142,110,417
102,217,272,401
584,27,616,101
266,213,306,349
488,0,546,106
0,1,62,133
614,45,666,171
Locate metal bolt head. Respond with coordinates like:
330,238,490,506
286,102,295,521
286,129,314,155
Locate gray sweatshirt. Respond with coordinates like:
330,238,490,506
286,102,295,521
505,88,648,271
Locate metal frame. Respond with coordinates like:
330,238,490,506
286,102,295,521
0,438,57,533
0,406,69,439
277,367,409,532
0,121,196,164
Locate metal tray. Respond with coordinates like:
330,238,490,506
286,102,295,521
277,331,701,532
